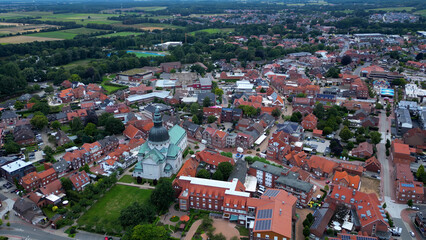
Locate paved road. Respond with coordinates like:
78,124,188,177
353,62,371,76
377,110,393,200
1,224,71,240
339,40,349,57
394,218,413,240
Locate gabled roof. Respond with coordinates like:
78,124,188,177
309,156,339,174
196,150,235,167
333,171,360,189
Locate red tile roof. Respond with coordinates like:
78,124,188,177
333,171,360,189
196,150,235,167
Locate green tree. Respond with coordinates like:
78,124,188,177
303,226,311,237
32,101,50,115
416,165,425,183
313,103,324,119
217,162,234,180
207,115,217,123
214,88,224,98
382,203,387,209
31,114,48,130
339,126,353,141
370,131,382,145
70,74,81,82
271,108,281,118
131,224,168,240
190,103,200,115
98,112,113,126
323,127,333,136
203,97,211,107
341,55,352,65
347,142,354,150
84,123,97,136
192,115,200,124
150,180,175,212
196,169,210,179
51,120,61,130
290,111,302,122
5,141,20,154
212,170,224,180
210,233,226,240
105,117,124,135
60,178,74,192
407,199,413,207
14,101,24,110
70,118,83,133
119,202,156,228
386,139,391,149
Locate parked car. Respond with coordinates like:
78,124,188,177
411,206,419,211
409,231,415,237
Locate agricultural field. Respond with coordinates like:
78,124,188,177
0,11,53,20
369,7,415,12
0,23,57,35
59,27,107,35
0,35,62,44
28,31,77,39
122,23,184,31
189,28,234,35
77,185,152,232
96,31,143,38
39,13,121,25
414,9,426,17
135,6,167,11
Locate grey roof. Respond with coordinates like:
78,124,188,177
276,122,302,134
251,161,289,176
0,193,6,201
396,108,412,127
197,92,216,103
276,172,314,193
228,160,247,183
1,110,18,120
398,101,418,111
200,75,213,86
0,156,18,167
98,136,119,148
55,112,67,120
144,103,171,115
53,159,69,173
18,94,32,101
182,120,199,132
259,113,275,125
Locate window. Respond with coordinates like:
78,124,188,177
257,234,261,238
274,237,278,240
265,235,269,239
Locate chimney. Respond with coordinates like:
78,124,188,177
280,209,282,215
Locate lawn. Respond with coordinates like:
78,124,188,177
77,185,152,231
28,31,77,39
42,206,56,219
34,163,45,172
101,77,127,94
118,175,137,184
60,124,71,132
189,28,234,36
136,6,167,11
369,7,415,12
96,31,144,38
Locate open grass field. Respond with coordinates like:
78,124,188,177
0,11,52,20
77,185,152,231
62,59,96,70
28,31,77,39
136,6,167,11
96,31,143,38
60,27,107,34
0,35,63,44
189,28,234,35
414,9,426,17
369,7,415,12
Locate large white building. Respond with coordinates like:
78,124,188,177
132,107,187,179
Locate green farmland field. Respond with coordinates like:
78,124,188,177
96,31,143,38
190,28,234,35
28,31,77,39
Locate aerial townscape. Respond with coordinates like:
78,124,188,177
0,0,426,240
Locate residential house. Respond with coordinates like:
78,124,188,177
123,124,143,139
236,132,254,149
13,197,44,225
69,171,90,191
182,120,201,139
304,156,338,179
1,110,19,126
390,140,415,164
301,113,318,130
19,168,57,192
195,150,235,170
396,180,424,204
332,171,361,190
403,128,426,148
14,125,35,145
160,62,181,73
414,210,426,238
364,156,381,173
351,142,374,158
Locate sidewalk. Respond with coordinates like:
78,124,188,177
116,181,155,189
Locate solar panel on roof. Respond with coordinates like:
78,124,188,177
341,235,351,240
263,189,279,197
254,219,272,231
257,209,273,219
401,183,414,187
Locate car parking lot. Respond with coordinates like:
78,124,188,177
303,136,330,154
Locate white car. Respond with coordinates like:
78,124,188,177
409,231,415,237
